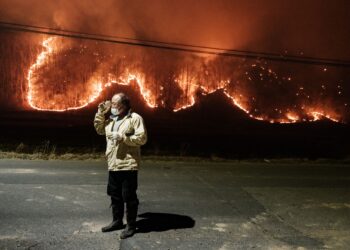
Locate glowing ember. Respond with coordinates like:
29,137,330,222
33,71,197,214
308,111,340,123
26,36,346,123
286,112,299,123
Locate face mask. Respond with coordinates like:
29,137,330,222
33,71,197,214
111,108,120,116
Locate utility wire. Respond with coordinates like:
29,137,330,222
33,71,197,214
1,21,350,67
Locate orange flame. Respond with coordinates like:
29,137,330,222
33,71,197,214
27,37,103,111
103,71,157,108
27,37,55,110
26,36,343,124
27,38,157,111
286,112,299,123
173,71,199,112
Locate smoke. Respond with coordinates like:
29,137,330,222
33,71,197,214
1,0,350,57
0,0,349,121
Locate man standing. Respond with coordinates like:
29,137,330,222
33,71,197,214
94,93,147,239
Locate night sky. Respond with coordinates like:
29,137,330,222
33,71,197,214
0,0,349,158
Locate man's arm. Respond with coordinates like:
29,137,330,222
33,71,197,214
94,101,111,135
123,115,147,147
94,112,107,135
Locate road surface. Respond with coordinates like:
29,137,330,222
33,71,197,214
0,159,349,249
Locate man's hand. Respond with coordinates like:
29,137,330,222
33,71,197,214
98,101,111,114
111,131,123,142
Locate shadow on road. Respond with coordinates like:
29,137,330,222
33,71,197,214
136,212,195,233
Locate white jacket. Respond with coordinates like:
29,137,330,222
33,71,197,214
94,110,147,171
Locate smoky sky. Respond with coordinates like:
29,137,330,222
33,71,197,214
0,0,349,122
1,0,350,59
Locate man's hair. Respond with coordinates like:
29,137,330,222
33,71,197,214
114,93,131,109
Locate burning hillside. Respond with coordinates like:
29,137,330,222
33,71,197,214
24,36,348,123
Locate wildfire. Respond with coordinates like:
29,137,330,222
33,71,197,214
27,37,104,111
173,71,199,112
27,38,157,111
27,37,54,109
26,36,344,123
308,111,340,123
106,72,157,108
286,112,299,123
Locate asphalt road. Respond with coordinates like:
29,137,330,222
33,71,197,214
0,159,349,250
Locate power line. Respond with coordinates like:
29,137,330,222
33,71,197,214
1,21,350,67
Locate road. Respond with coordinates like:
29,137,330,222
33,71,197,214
0,159,349,249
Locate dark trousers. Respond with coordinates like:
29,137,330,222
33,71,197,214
107,170,139,204
107,170,139,226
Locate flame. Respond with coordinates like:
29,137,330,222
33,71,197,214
27,37,103,111
307,111,340,123
104,71,158,108
26,36,344,124
27,37,55,109
223,89,265,121
173,71,199,112
286,112,299,123
121,72,157,108
27,38,157,111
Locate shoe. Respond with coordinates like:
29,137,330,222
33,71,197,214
120,199,138,239
102,203,124,233
120,225,136,239
101,220,124,232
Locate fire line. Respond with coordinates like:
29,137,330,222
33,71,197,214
26,37,342,124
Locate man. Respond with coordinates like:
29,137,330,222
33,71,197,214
94,93,147,239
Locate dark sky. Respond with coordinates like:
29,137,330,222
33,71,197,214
1,0,350,59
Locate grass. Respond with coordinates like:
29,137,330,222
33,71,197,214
1,151,350,164
1,142,350,163
0,141,104,161
0,151,105,161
